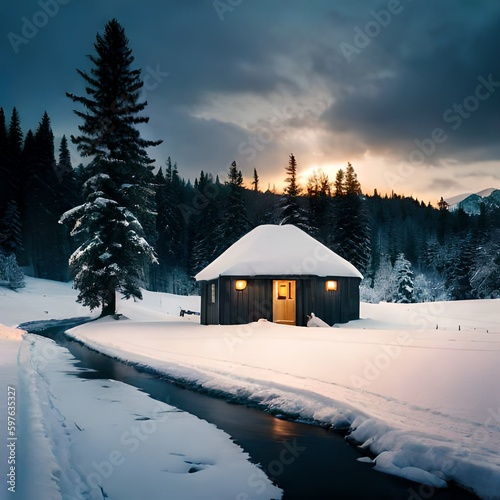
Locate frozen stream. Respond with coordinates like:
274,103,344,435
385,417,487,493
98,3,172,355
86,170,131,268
22,318,479,499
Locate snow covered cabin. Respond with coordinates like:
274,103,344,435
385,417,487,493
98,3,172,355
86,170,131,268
195,225,363,326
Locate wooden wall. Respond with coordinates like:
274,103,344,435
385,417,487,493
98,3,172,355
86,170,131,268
199,275,360,326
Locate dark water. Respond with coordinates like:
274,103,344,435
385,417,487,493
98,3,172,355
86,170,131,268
21,318,479,500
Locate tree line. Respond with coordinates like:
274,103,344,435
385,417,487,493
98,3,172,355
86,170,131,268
1,19,499,314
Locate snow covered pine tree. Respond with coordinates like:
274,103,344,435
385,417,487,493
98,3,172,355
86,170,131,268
394,253,414,303
62,19,161,316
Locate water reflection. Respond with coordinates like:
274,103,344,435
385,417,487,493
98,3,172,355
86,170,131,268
271,416,302,440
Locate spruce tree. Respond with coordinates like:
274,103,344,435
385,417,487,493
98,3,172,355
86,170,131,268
279,153,310,231
191,172,225,274
252,168,259,192
23,112,69,280
154,158,190,293
445,233,475,300
0,252,25,290
0,108,8,207
57,135,72,179
0,200,22,255
61,170,156,312
334,168,345,196
345,162,361,195
62,19,161,315
0,107,6,154
57,135,80,210
219,160,251,248
6,108,23,203
394,253,414,303
306,169,331,243
329,163,371,274
67,18,161,233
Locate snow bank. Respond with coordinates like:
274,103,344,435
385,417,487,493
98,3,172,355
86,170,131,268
0,324,23,340
17,334,282,499
0,327,22,495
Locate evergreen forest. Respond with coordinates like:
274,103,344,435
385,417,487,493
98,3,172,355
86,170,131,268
1,20,499,314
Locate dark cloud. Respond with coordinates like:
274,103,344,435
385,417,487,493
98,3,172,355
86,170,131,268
1,0,498,198
320,1,500,162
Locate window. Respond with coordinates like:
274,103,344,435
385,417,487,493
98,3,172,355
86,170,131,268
277,281,292,300
210,283,216,303
326,280,337,291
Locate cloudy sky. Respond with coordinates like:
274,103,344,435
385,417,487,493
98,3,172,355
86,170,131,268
2,0,499,204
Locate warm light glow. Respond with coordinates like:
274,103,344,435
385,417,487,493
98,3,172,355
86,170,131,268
235,280,247,291
326,280,337,291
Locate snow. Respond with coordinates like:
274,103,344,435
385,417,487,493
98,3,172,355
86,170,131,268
0,277,91,327
68,294,500,499
1,278,500,498
195,224,363,280
0,279,281,499
445,187,497,207
16,334,281,499
306,313,330,327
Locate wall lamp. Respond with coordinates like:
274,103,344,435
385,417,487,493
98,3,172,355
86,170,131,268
326,280,337,291
235,280,247,291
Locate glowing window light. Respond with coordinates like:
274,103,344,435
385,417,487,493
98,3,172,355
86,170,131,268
326,280,337,291
235,280,247,291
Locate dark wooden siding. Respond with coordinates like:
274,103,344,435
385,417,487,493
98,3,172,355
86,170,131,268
200,279,219,325
199,275,360,326
221,278,273,325
296,276,360,326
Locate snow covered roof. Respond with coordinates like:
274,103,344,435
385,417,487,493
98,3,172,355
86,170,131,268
195,224,363,281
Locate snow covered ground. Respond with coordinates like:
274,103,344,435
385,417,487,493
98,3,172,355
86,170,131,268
0,279,281,499
71,291,500,499
1,278,499,499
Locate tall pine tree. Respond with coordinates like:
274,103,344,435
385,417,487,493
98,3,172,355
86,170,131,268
252,168,259,192
6,108,23,205
154,158,191,293
306,169,331,243
0,108,8,211
329,163,371,274
62,19,161,315
219,160,250,247
279,153,310,231
394,253,414,303
22,112,70,280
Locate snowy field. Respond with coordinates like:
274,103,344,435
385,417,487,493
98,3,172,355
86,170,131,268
0,279,281,499
1,278,500,499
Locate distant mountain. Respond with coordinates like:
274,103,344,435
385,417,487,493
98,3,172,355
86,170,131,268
446,188,500,215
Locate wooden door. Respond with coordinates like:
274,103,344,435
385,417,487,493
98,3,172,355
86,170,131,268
273,280,296,325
